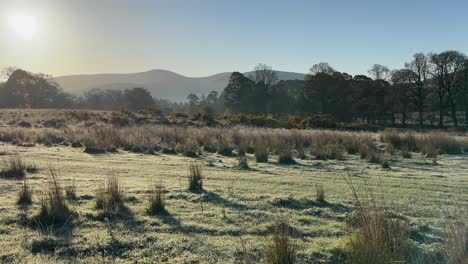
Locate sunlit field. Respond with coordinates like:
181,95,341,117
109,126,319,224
0,110,466,263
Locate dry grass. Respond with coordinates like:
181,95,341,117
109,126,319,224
147,182,166,215
343,173,410,264
445,208,468,263
17,179,33,205
265,220,297,264
34,167,72,225
315,183,325,203
1,155,27,178
188,163,203,192
95,175,124,214
65,177,77,201
254,143,269,163
237,154,249,170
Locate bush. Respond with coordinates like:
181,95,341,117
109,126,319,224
34,167,72,225
300,114,337,129
95,175,124,214
17,179,33,205
147,183,166,215
265,220,297,264
188,164,203,192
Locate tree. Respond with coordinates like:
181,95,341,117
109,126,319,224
222,72,256,113
405,53,429,127
430,50,467,127
309,62,335,75
249,63,278,87
123,87,155,111
390,69,413,125
187,93,200,113
368,64,391,80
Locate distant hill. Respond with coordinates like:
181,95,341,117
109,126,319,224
54,70,306,101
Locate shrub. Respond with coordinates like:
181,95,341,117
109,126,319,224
95,175,124,214
34,167,72,225
255,144,269,163
265,220,297,264
381,159,391,170
300,114,337,129
17,179,33,205
402,150,412,159
147,182,166,215
315,183,325,203
1,155,26,179
188,164,203,192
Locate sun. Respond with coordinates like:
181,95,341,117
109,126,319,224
7,13,38,39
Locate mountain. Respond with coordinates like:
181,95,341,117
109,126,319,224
54,70,306,101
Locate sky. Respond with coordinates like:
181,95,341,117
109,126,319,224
1,0,468,78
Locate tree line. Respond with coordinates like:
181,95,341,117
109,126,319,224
1,50,468,129
218,51,468,129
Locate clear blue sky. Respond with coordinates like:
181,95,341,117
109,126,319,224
1,0,467,77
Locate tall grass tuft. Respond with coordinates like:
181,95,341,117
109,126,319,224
188,164,203,192
315,183,325,203
265,220,297,264
65,177,77,201
237,154,249,170
35,167,72,225
147,182,166,215
95,175,124,214
17,179,33,205
445,208,467,263
1,155,27,178
255,144,269,163
342,172,409,264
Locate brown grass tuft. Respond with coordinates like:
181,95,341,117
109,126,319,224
95,175,124,214
147,182,166,215
188,164,203,192
265,219,297,264
17,179,33,205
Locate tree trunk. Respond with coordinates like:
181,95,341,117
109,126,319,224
448,97,458,128
439,95,444,128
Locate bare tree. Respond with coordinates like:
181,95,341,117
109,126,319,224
405,53,430,127
309,62,335,76
249,63,278,87
430,50,467,127
368,64,391,80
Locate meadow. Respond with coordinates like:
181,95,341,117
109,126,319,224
0,109,467,263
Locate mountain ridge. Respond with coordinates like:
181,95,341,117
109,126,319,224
54,69,306,101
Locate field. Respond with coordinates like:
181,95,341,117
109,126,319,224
0,110,467,263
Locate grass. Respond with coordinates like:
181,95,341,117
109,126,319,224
147,182,166,215
0,110,466,263
95,175,124,214
265,220,297,264
188,163,203,192
315,183,325,203
17,179,33,205
1,155,27,178
33,167,73,225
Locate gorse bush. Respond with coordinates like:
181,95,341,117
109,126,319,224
95,175,124,214
188,164,203,192
265,220,297,264
147,182,166,215
35,167,72,225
